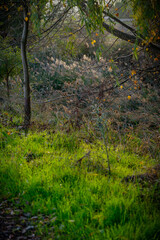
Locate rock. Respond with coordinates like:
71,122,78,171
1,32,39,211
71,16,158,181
22,226,34,234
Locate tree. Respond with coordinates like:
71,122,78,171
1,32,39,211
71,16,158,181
72,0,160,52
21,2,30,133
0,0,159,133
130,0,160,40
0,0,31,133
0,38,21,98
0,0,72,132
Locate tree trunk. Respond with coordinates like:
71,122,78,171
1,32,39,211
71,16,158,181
21,4,31,135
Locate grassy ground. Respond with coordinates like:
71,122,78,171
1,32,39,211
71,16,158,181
0,122,160,240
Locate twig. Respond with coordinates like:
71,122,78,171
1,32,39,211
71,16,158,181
75,151,91,166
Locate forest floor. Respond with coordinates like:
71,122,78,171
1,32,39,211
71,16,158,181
0,165,160,240
0,119,160,239
0,42,160,238
0,199,40,240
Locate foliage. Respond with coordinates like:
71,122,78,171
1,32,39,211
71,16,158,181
0,0,49,36
0,37,21,82
0,1,160,238
129,0,160,42
0,124,159,239
67,0,105,33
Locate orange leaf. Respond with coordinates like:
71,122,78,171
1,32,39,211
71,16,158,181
108,66,112,72
131,70,136,76
4,5,8,11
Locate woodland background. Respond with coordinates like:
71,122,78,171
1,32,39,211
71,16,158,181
0,0,160,239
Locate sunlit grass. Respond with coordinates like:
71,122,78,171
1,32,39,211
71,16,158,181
0,127,159,239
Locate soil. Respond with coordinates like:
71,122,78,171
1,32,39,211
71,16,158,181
0,200,40,240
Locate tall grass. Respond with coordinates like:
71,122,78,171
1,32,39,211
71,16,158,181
0,126,159,239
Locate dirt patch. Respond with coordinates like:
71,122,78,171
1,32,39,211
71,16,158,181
0,200,40,240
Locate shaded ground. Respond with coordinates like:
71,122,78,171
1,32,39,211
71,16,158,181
123,164,160,210
0,200,40,240
123,164,160,184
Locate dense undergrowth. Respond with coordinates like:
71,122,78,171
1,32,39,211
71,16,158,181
0,1,160,237
0,34,160,239
0,117,160,239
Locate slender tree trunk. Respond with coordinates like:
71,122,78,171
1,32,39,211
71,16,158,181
21,4,31,135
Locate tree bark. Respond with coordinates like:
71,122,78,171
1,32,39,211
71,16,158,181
21,4,31,134
102,22,160,52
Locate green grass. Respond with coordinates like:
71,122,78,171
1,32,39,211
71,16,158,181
0,126,160,239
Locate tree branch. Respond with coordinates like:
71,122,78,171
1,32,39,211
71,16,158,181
102,22,160,52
